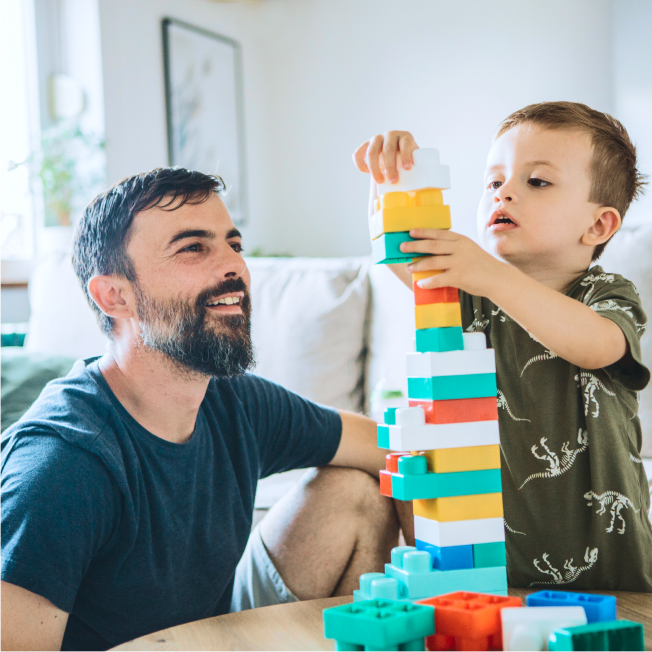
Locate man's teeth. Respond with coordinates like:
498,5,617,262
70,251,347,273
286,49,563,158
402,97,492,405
206,297,241,306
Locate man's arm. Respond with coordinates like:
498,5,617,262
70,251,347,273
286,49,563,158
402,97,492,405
1,581,68,651
330,410,415,545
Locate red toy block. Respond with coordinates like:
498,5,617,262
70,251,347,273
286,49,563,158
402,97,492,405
409,397,498,425
380,470,393,497
385,452,411,473
414,283,459,306
417,591,522,651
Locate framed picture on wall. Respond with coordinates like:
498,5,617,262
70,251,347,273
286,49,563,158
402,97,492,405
162,18,248,224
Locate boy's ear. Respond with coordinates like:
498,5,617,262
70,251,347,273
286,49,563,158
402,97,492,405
87,275,137,322
582,206,622,247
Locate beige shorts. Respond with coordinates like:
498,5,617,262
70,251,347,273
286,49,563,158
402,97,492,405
230,523,299,612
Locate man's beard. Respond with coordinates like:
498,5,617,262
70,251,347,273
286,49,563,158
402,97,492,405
133,277,255,378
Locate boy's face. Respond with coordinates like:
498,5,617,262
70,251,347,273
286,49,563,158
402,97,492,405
477,124,598,270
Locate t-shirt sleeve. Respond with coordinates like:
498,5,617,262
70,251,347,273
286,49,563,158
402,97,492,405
1,428,118,612
235,375,342,479
583,275,650,391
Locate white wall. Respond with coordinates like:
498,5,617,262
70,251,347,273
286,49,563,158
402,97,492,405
99,0,615,257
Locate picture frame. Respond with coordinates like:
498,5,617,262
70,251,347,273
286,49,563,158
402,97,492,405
162,18,248,224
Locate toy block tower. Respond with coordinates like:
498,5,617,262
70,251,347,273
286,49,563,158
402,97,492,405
363,148,508,601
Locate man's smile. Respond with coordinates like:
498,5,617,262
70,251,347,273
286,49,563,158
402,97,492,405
205,291,245,314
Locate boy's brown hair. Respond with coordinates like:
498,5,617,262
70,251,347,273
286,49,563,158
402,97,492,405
497,101,647,260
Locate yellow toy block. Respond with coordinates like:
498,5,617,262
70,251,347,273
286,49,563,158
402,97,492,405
374,188,445,212
412,269,444,282
413,492,504,522
415,302,462,329
413,445,501,473
369,205,451,240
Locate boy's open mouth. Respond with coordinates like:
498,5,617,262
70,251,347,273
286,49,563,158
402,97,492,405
488,210,518,232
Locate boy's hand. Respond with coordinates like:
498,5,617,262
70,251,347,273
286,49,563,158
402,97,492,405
402,229,506,298
353,131,419,184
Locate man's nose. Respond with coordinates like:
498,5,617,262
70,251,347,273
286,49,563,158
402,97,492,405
216,245,247,279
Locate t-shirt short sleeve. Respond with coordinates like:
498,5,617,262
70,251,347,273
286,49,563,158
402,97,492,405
582,274,650,391
231,375,343,479
1,428,118,612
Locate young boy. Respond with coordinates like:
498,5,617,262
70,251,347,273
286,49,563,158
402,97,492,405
354,101,652,591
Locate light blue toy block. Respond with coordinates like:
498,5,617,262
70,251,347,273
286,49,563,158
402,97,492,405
384,546,508,600
473,541,506,568
385,408,398,425
354,574,413,603
415,327,464,353
407,373,497,401
390,466,502,501
548,620,644,651
323,599,435,651
415,540,474,571
378,425,390,449
527,590,617,624
372,232,428,265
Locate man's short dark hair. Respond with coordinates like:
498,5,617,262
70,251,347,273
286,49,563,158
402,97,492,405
72,167,226,337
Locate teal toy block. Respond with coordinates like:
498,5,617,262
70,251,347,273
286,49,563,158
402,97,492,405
415,540,474,571
390,461,502,500
354,574,412,603
323,599,435,651
383,546,508,600
473,541,506,568
548,620,644,651
407,373,497,401
378,425,390,449
384,408,398,425
527,590,616,623
372,232,428,265
416,326,465,353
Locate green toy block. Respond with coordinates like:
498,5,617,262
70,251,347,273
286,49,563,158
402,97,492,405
323,599,435,651
473,541,506,568
407,373,497,401
372,232,428,265
415,327,464,352
378,425,390,449
384,408,398,425
548,620,644,651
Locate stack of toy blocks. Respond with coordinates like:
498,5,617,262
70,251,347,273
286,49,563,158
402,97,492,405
369,148,507,600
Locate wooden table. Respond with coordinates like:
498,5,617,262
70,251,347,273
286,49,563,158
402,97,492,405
113,589,652,651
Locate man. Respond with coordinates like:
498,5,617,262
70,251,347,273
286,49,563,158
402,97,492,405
1,168,413,651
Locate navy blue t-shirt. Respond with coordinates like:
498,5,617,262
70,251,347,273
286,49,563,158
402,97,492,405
1,358,342,650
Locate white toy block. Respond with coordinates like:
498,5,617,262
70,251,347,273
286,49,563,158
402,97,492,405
414,515,505,547
463,332,487,350
406,349,496,378
395,406,426,427
501,606,588,651
377,148,451,194
387,420,500,451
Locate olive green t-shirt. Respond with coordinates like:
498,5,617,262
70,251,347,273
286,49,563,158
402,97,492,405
460,265,652,591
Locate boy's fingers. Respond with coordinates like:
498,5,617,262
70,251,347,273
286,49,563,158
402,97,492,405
401,238,455,255
407,256,451,273
353,141,371,173
398,134,418,169
416,272,450,290
382,134,400,183
410,228,457,241
366,135,386,184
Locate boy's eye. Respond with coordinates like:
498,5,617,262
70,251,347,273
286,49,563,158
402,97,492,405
488,181,502,190
528,177,550,187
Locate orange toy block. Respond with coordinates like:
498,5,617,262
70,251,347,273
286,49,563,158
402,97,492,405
417,592,522,651
379,470,393,497
414,283,459,306
408,397,499,425
386,452,410,473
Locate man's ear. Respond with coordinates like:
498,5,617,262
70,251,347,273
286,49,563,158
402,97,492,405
582,206,622,247
87,275,136,321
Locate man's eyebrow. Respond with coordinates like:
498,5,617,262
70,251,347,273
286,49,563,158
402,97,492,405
226,228,242,239
166,229,216,248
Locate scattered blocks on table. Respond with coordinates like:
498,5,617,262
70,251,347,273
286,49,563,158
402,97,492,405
418,591,522,652
408,397,498,426
501,606,587,652
415,303,462,329
415,540,474,571
369,203,451,240
372,232,429,265
354,574,407,603
376,148,451,194
408,373,497,401
463,332,487,350
385,547,508,600
378,419,500,452
527,591,617,624
406,349,496,378
414,515,506,548
415,444,501,473
413,283,458,306
548,620,645,651
414,492,504,522
473,541,506,568
416,326,464,353
323,598,435,651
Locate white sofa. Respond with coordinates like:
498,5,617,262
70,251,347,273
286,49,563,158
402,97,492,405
25,225,652,504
